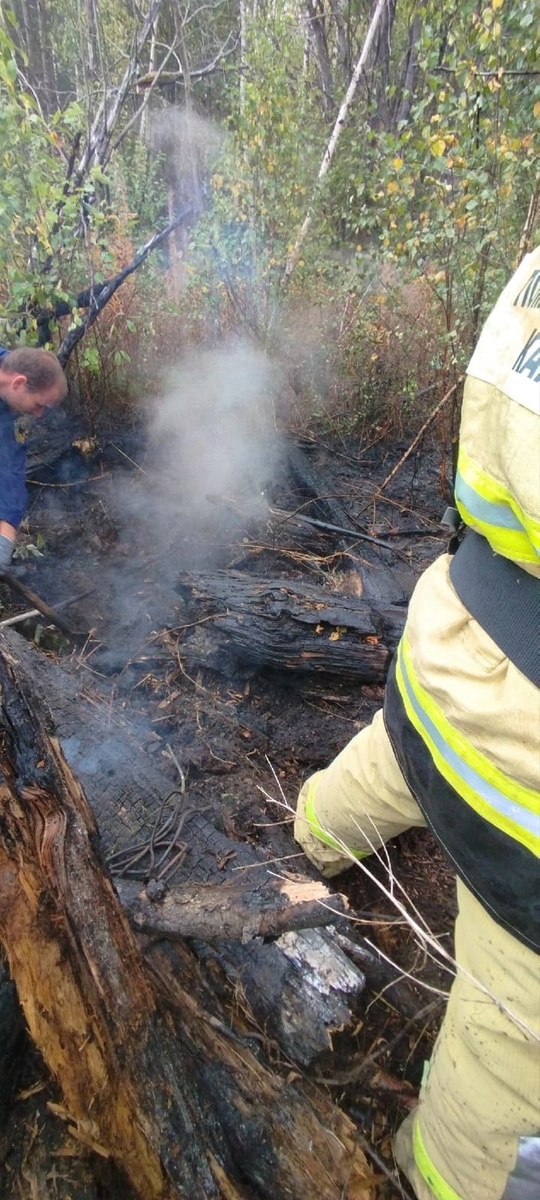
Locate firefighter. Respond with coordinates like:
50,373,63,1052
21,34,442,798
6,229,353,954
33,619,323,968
0,347,67,567
295,247,540,1200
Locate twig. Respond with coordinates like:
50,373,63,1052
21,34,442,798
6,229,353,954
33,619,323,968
372,526,440,539
0,577,91,643
0,609,40,628
518,181,540,263
318,999,442,1085
164,743,186,793
27,474,109,488
268,506,394,551
107,443,150,476
362,380,463,507
353,1133,416,1200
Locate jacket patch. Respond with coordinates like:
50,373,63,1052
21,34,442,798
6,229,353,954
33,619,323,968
13,416,30,444
514,269,540,309
512,330,540,383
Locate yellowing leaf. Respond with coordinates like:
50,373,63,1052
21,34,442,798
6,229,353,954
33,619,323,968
430,138,446,157
492,0,503,8
534,101,540,119
392,157,403,169
329,626,347,641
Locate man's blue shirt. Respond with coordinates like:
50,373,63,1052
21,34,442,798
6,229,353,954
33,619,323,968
0,347,29,527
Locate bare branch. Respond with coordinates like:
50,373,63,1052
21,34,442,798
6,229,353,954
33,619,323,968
56,206,193,366
111,38,179,153
73,0,164,185
135,31,238,89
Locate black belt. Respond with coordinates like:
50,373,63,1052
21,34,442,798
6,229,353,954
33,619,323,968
449,531,540,687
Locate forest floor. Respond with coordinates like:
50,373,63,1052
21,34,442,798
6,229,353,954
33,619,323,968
0,405,458,1200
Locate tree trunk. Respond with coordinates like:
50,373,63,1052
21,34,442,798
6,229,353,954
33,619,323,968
305,0,334,119
394,14,421,129
280,0,393,286
0,641,375,1199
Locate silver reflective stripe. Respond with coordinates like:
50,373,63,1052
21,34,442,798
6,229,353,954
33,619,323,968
501,1136,540,1199
455,471,526,532
398,646,540,839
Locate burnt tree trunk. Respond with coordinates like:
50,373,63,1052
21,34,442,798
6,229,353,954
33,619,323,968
0,644,373,1200
176,570,406,683
0,630,368,1069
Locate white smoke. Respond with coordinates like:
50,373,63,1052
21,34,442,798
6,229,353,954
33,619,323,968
146,338,281,523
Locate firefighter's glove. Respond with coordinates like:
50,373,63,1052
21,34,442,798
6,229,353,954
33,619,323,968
0,535,14,568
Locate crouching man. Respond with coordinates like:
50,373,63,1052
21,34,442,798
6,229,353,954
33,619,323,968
0,348,68,567
295,248,540,1200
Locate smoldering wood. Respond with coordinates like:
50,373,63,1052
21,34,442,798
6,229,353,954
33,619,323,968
176,569,406,683
0,638,375,1199
115,874,349,942
0,630,366,1068
0,660,218,1198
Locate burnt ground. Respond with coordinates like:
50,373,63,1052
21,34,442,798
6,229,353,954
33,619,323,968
0,411,458,1200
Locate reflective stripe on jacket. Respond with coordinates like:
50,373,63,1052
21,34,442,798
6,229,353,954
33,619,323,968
455,248,540,575
384,636,540,952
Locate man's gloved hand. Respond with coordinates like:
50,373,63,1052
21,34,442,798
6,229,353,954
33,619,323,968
0,534,14,569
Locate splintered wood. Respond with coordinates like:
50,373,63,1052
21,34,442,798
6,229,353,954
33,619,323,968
0,638,375,1200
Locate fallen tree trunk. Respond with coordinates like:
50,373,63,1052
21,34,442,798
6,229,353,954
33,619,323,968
0,639,374,1199
176,569,406,683
0,717,212,1197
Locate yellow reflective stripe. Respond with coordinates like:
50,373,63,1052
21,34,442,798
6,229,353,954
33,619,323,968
456,447,540,564
396,637,540,856
413,1117,464,1200
456,494,538,564
304,783,370,860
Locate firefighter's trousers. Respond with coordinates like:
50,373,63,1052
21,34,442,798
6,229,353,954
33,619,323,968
294,556,540,1199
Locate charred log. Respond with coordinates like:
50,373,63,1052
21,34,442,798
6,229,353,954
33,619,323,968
115,874,349,942
176,569,406,683
0,639,374,1199
285,441,373,539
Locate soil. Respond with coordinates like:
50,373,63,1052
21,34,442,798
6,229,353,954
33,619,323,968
0,408,459,1200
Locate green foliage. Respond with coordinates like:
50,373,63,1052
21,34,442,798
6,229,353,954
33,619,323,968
179,5,328,334
0,0,536,443
332,0,538,359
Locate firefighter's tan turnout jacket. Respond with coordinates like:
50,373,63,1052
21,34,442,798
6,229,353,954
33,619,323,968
294,248,540,1200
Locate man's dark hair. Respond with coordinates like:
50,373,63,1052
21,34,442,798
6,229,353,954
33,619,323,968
0,348,67,396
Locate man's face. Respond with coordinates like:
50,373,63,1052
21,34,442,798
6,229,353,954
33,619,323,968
0,374,64,418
